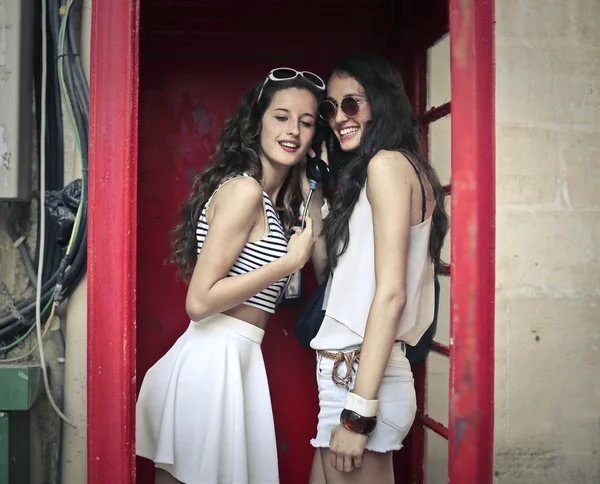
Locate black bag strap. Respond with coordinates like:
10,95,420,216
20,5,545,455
400,150,427,223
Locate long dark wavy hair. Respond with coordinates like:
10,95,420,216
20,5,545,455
170,75,324,282
323,52,449,273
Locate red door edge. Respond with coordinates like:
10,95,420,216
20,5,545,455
88,0,140,482
448,0,496,482
86,0,495,481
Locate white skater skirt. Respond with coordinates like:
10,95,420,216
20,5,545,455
136,313,279,484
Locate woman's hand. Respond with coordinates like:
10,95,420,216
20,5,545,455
286,216,316,271
329,423,368,472
301,141,329,201
299,141,330,282
316,140,330,165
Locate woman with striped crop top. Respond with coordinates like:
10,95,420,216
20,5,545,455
136,68,326,484
304,53,449,483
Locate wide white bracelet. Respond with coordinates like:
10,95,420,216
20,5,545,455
345,391,379,418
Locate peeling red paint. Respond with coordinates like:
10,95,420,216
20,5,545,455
87,0,495,482
449,0,496,483
88,0,140,483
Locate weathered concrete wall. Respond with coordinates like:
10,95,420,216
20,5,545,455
0,1,89,482
494,0,600,482
426,1,600,483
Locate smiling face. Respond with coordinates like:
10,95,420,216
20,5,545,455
259,87,318,168
326,74,372,152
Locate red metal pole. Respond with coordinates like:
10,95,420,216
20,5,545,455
413,49,428,159
408,46,429,484
410,362,427,484
88,1,140,483
448,0,495,483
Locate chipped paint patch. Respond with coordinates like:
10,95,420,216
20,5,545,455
0,70,9,92
0,125,10,188
0,0,7,66
0,0,12,190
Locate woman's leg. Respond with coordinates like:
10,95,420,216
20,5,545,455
155,468,183,484
318,448,394,484
310,448,328,484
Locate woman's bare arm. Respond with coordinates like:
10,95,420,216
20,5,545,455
185,177,314,321
351,150,413,400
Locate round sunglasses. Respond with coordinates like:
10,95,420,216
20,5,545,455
318,97,368,121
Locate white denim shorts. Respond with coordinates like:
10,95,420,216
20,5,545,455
310,342,417,453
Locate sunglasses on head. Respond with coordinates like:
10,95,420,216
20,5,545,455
318,97,368,121
257,68,326,102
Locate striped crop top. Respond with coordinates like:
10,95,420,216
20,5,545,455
195,173,290,314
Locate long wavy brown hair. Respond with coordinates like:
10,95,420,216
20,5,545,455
323,52,449,274
169,75,324,282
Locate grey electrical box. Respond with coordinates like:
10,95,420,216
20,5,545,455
0,0,35,201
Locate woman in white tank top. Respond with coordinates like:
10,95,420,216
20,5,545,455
135,69,326,484
304,53,449,483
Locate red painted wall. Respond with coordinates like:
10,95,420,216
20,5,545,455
134,2,450,482
92,1,495,482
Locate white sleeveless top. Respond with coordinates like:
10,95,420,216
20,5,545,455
310,181,435,350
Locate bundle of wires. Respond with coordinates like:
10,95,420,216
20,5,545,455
0,0,88,370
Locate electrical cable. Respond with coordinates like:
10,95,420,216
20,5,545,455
0,299,53,352
0,275,56,329
40,0,64,284
0,0,89,345
36,0,74,428
1,302,57,363
6,204,37,287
